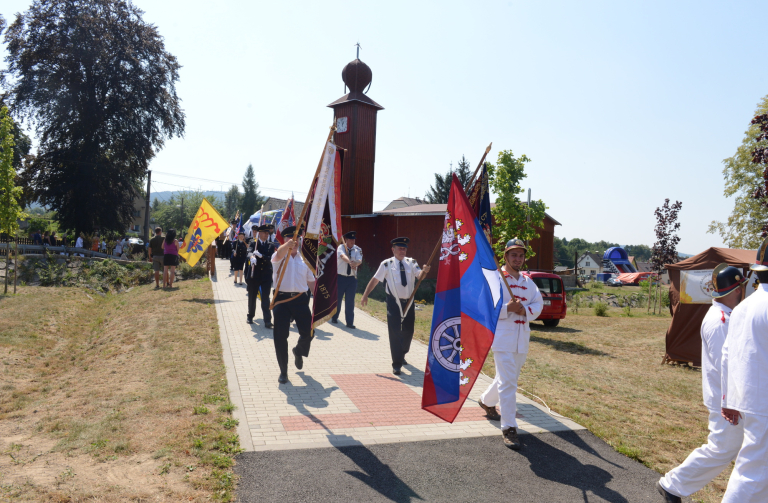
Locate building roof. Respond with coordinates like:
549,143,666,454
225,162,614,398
327,91,384,110
636,261,653,272
382,197,426,211
376,201,561,225
579,252,603,265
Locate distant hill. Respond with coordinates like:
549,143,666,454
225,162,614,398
150,190,226,202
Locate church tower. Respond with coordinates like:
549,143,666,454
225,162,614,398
328,55,383,215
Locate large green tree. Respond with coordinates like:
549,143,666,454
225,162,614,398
486,150,546,259
224,184,242,218
708,95,768,248
425,155,473,203
240,165,264,218
2,0,185,234
0,106,26,293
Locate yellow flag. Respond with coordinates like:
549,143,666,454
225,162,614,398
179,198,228,267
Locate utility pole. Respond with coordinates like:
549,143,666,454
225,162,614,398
143,170,151,243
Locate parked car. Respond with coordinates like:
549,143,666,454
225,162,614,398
606,277,623,287
524,271,567,327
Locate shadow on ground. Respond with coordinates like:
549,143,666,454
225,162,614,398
236,430,676,503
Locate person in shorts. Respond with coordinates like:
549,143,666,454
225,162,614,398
148,227,165,288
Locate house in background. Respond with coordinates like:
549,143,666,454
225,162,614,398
636,261,670,284
130,196,145,235
261,197,305,216
577,252,603,278
382,197,425,211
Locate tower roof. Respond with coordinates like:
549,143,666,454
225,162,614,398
328,57,384,110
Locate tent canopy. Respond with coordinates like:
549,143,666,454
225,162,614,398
665,247,755,365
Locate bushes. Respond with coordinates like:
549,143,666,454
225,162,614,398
177,262,207,280
16,256,153,291
594,302,608,317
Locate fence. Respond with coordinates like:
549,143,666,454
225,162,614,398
0,242,140,261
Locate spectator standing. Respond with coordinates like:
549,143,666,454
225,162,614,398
75,232,85,257
114,237,122,258
32,230,43,246
49,231,58,247
148,227,165,288
91,234,99,252
42,231,50,246
162,228,180,288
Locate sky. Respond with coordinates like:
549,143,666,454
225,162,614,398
3,0,768,253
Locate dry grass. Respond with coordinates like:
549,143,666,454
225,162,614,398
0,279,239,502
358,295,724,503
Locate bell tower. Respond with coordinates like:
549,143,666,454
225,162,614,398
328,53,383,215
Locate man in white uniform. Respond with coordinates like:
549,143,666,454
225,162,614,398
478,238,542,450
360,237,430,375
656,264,746,503
333,231,363,328
720,238,768,502
270,226,316,384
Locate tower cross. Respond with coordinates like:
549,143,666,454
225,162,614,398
355,42,362,59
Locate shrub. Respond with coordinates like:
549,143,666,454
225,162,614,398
594,302,608,317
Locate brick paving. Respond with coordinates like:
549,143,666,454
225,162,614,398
211,258,584,452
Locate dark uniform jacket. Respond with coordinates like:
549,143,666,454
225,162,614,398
245,239,275,283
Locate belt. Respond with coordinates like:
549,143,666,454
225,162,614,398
276,291,305,299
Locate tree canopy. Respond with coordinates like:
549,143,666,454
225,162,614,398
2,0,185,234
0,106,25,240
240,164,265,218
708,95,768,248
224,185,242,219
652,199,682,273
151,191,225,238
425,155,473,203
486,150,546,259
554,237,652,267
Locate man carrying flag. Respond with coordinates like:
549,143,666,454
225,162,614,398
419,174,503,424
478,238,543,449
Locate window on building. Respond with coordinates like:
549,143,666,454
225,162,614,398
586,261,590,266
133,209,141,217
132,225,140,232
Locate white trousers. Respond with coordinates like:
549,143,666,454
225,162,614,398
479,351,527,429
659,410,743,497
722,413,768,503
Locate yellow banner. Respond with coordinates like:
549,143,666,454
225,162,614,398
179,198,228,267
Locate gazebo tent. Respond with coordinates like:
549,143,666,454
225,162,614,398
664,247,755,365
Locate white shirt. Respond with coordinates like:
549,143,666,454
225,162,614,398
701,299,731,412
373,257,422,299
722,283,768,416
271,253,315,293
492,270,543,354
337,244,362,277
75,237,84,248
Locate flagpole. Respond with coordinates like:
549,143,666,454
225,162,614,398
402,142,512,318
270,124,337,309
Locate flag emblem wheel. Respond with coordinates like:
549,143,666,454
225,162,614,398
430,317,462,372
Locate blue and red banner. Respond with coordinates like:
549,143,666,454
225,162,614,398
422,174,503,423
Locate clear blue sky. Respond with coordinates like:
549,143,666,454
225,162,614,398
3,0,768,253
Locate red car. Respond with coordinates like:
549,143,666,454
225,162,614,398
523,271,567,327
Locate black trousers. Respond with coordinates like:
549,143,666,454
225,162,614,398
333,275,357,324
386,295,415,368
272,292,313,375
247,276,272,323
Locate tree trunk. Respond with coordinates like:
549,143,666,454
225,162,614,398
647,275,653,313
3,242,8,294
653,280,659,315
13,237,18,294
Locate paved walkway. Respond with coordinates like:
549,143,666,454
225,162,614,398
211,259,584,452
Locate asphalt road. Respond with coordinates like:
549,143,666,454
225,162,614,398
235,430,690,503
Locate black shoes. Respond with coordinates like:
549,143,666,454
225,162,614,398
501,426,520,451
265,322,274,329
392,367,401,375
402,359,408,366
278,373,288,384
331,318,338,324
292,347,303,370
346,324,356,329
247,317,253,324
502,427,521,450
655,482,681,503
478,400,501,421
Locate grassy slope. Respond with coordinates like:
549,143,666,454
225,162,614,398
358,293,726,503
0,280,239,502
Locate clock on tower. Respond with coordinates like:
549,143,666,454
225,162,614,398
336,116,348,134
